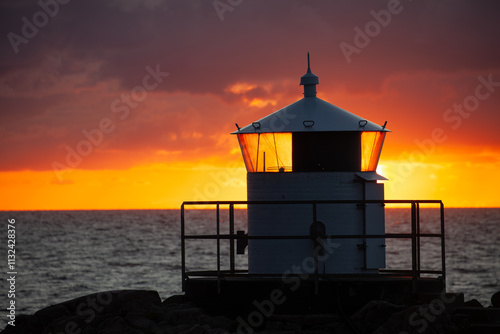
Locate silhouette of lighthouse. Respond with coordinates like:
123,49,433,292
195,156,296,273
233,54,390,274
181,55,446,312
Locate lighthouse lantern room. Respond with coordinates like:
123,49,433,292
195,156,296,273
233,55,390,274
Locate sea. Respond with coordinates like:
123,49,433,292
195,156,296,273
0,208,499,328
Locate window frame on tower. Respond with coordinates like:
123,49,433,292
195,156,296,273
237,130,385,173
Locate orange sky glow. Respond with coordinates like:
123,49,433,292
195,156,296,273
1,1,500,210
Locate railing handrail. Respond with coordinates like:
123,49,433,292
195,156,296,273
182,199,443,205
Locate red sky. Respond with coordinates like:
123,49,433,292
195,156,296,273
1,0,500,210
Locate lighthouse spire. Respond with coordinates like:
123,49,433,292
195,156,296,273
300,52,319,97
307,52,311,73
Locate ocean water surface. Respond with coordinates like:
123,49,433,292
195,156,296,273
0,208,499,328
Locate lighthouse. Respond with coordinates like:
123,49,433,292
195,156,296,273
232,54,390,274
181,55,446,311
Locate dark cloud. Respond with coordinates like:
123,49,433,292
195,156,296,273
1,0,499,171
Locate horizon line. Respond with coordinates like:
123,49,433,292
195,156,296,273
2,206,500,212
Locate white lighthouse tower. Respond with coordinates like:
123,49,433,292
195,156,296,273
233,55,390,274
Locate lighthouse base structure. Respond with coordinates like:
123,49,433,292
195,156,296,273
247,172,386,274
184,276,447,315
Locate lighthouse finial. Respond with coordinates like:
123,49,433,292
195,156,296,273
300,52,319,97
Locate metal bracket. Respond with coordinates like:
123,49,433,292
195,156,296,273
236,230,248,254
357,242,367,249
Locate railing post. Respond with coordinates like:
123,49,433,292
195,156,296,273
440,202,446,290
216,203,221,294
181,203,186,292
229,203,235,274
312,202,319,295
411,202,418,293
362,183,367,270
416,202,421,274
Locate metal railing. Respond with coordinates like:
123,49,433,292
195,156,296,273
180,200,445,292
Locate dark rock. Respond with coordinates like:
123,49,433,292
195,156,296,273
464,299,483,308
417,292,465,310
81,326,98,334
268,314,304,325
88,314,117,330
250,313,343,333
182,324,212,334
44,315,87,334
126,311,156,329
374,304,456,334
491,291,500,308
172,323,194,333
282,321,302,331
44,291,119,320
206,328,231,334
164,294,188,305
0,290,164,334
150,322,176,334
350,300,406,333
1,314,42,334
204,314,235,330
35,303,72,329
164,307,206,326
324,322,354,334
310,321,352,334
96,315,130,334
265,320,285,330
117,289,162,314
302,314,340,326
58,290,159,322
1,290,475,334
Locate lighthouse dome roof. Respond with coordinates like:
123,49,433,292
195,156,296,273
232,96,390,134
233,54,389,134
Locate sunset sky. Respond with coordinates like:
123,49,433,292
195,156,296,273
1,0,500,210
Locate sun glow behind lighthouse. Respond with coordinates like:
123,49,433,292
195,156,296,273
361,131,386,171
237,133,292,172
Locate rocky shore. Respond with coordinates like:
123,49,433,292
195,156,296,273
2,290,500,334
